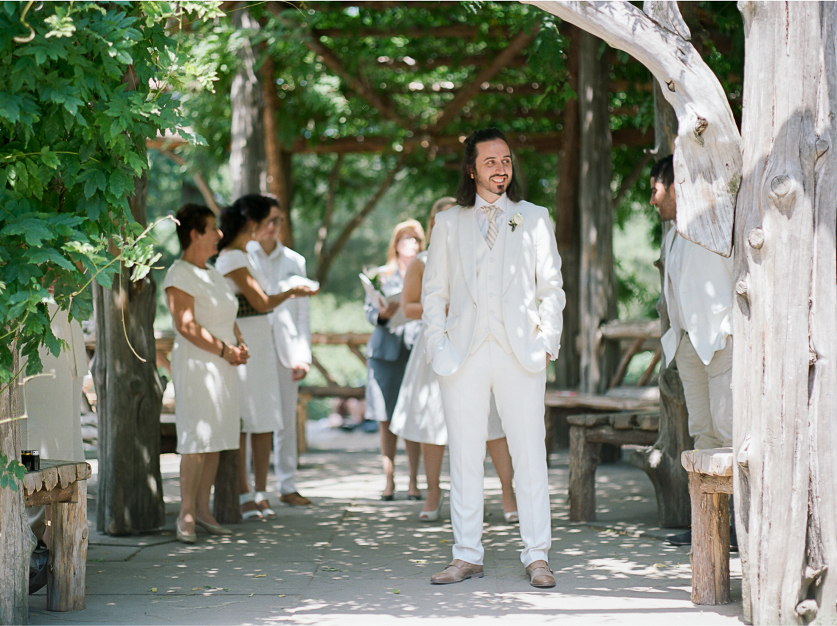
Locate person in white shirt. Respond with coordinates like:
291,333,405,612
246,206,315,507
650,155,735,548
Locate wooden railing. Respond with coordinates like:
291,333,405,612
598,319,662,388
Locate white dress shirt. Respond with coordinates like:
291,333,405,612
473,193,508,241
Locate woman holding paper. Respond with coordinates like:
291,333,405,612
216,194,319,520
364,219,425,501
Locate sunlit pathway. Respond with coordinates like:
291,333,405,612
28,425,743,625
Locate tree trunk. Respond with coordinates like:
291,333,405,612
93,172,165,535
0,350,33,624
554,24,581,389
578,31,618,394
261,55,294,248
734,3,837,623
630,12,692,528
230,3,266,199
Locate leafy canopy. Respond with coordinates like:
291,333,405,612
0,1,221,384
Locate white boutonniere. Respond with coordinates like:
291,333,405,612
509,213,523,232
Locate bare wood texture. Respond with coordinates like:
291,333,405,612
681,448,733,477
688,471,731,605
0,349,30,625
93,171,165,536
47,480,88,612
261,55,294,248
637,346,662,387
213,450,241,525
554,24,581,389
230,4,266,198
568,425,600,521
599,319,661,340
578,31,618,394
544,391,657,412
525,0,741,257
733,4,837,623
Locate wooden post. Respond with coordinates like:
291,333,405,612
47,481,88,612
568,425,600,521
93,171,165,535
261,55,294,249
688,471,731,605
0,350,32,625
554,24,581,389
578,31,618,395
213,450,241,525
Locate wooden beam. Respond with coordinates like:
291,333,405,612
313,24,512,40
429,24,539,133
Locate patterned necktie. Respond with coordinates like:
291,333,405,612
484,204,499,249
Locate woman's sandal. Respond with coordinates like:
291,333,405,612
239,492,263,521
254,491,276,519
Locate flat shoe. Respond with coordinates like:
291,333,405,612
504,511,519,523
526,560,555,588
176,519,196,544
255,491,276,519
430,559,484,585
195,518,233,535
280,492,312,506
240,492,263,521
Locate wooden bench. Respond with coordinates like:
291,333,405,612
567,410,659,521
681,447,733,605
23,459,92,612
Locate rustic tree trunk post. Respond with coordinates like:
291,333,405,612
554,24,581,390
93,172,165,535
629,1,692,529
261,55,294,248
578,31,618,394
733,3,837,623
0,351,33,624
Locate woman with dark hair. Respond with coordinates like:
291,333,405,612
163,204,249,543
365,219,425,501
215,194,318,520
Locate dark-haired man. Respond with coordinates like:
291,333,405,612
422,128,565,587
650,155,735,547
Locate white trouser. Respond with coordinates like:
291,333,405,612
273,363,300,495
438,338,551,567
675,335,733,450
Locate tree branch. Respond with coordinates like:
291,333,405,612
315,153,343,268
158,150,220,215
523,0,740,256
315,152,410,285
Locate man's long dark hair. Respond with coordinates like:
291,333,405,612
455,128,522,207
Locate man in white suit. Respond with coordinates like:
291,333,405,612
247,201,314,507
423,128,565,587
650,155,735,547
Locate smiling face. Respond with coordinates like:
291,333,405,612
395,229,421,261
471,138,513,203
650,177,677,222
191,215,222,259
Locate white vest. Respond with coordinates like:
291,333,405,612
470,221,512,355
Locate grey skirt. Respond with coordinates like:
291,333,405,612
365,343,412,422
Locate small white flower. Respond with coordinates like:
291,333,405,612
509,213,523,232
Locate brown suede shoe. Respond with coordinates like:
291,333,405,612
430,559,484,585
526,560,556,588
280,492,312,506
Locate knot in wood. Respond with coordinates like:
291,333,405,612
735,280,748,297
747,228,764,249
770,174,792,197
810,350,818,366
796,599,818,619
816,138,829,158
665,80,675,92
694,116,708,136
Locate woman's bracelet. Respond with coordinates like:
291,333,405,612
220,342,227,358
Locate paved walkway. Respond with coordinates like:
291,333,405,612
29,424,744,625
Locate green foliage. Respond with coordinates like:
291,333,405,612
0,1,221,385
0,450,25,491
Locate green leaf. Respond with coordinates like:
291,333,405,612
0,94,21,124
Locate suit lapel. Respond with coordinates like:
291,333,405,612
502,201,523,293
458,206,479,304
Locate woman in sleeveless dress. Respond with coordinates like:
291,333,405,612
215,195,318,520
390,197,518,522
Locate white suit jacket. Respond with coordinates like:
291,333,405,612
422,200,565,376
661,228,734,366
246,240,312,369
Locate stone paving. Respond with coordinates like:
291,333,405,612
28,423,744,625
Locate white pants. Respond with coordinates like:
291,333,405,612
273,364,300,495
438,338,551,567
675,336,733,450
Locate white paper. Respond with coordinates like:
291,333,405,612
277,275,320,294
359,273,408,328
